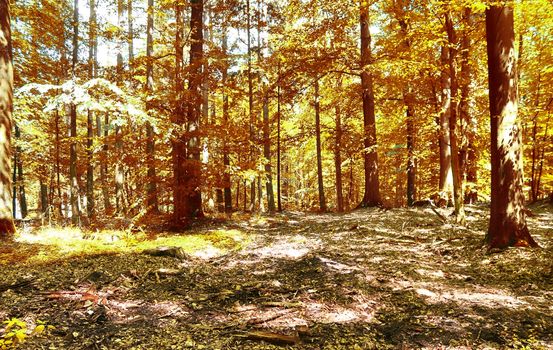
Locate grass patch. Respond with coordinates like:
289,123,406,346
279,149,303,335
5,227,251,265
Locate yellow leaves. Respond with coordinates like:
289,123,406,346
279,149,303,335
470,2,488,14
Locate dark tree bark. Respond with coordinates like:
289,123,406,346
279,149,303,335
358,1,381,207
444,10,465,224
485,4,538,248
70,0,81,225
14,126,27,218
173,0,204,222
314,79,326,211
0,0,14,239
145,0,158,213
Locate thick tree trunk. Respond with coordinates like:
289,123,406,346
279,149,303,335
358,2,381,207
70,0,81,225
485,4,538,248
0,0,15,239
145,0,158,213
173,0,204,222
445,11,465,224
314,79,326,211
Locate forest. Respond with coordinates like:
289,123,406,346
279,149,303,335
0,0,552,348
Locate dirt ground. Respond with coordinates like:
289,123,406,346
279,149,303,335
1,202,552,349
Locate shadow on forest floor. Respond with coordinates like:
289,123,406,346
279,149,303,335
0,202,552,349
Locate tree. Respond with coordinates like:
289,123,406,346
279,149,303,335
173,0,204,222
358,0,381,207
0,0,15,239
314,78,326,211
69,0,81,224
444,6,465,224
485,3,538,248
145,0,158,213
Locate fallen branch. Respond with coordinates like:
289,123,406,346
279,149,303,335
241,331,300,346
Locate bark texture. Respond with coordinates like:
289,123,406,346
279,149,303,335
485,5,538,248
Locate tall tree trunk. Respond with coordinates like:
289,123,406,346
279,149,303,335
397,16,416,207
358,1,381,207
173,0,204,222
334,78,344,212
145,0,158,213
263,93,275,212
55,110,62,215
459,7,477,203
115,0,126,214
246,0,255,210
276,67,282,212
0,0,14,239
445,10,465,224
485,4,538,248
70,0,81,225
438,46,453,196
221,16,232,213
86,0,97,218
15,127,27,219
314,79,326,211
127,0,133,62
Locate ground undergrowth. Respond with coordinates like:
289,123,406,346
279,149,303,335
0,202,551,349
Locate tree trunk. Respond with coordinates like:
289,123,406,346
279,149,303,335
221,18,232,213
127,0,133,62
145,0,158,213
115,0,126,215
0,0,14,239
246,0,255,211
459,7,477,203
314,79,326,211
334,78,344,212
438,46,452,196
173,0,204,222
444,10,465,224
397,17,416,207
276,64,282,212
86,0,97,218
263,93,275,212
15,130,27,219
70,0,81,225
358,1,381,207
485,4,538,248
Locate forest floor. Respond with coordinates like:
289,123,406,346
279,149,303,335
0,202,552,349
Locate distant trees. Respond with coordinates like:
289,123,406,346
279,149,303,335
0,0,15,240
2,0,551,230
485,3,538,248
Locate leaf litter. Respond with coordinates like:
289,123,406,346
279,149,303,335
0,202,551,349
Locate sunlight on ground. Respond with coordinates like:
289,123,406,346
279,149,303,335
9,227,249,265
